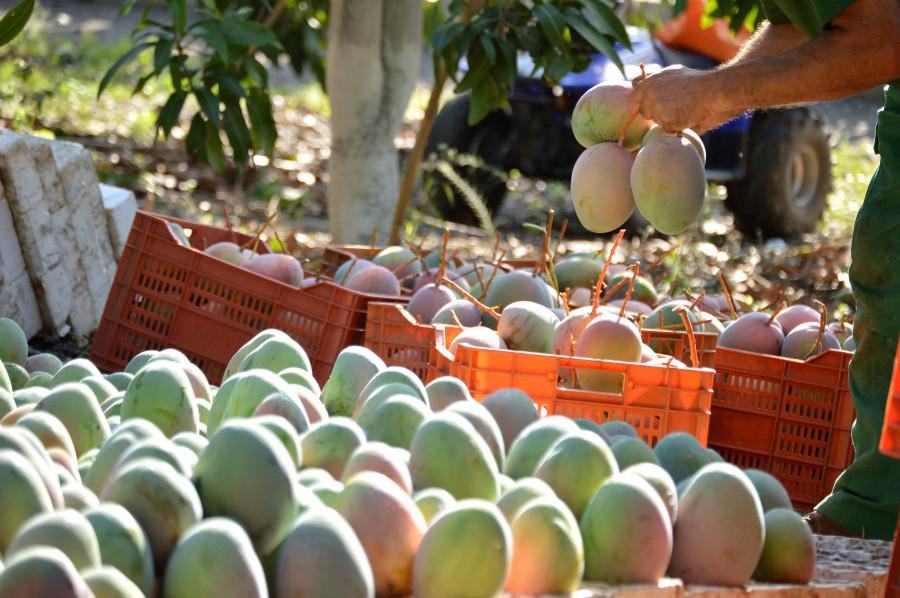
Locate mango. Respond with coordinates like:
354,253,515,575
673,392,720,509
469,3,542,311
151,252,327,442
374,245,422,281
342,441,413,494
0,426,64,508
252,391,311,435
83,419,164,494
571,81,653,150
497,300,560,354
413,487,457,523
431,299,482,326
335,471,427,596
123,350,159,375
611,436,661,469
99,459,203,572
334,258,375,285
362,394,431,451
345,265,401,295
774,303,820,334
83,502,155,597
25,353,62,377
424,376,472,411
781,323,841,359
274,505,375,598
50,358,102,387
632,135,707,235
503,415,580,479
31,382,110,457
253,414,303,469
483,270,557,317
121,360,198,437
163,517,268,598
0,388,14,418
743,468,793,512
447,326,507,356
62,485,99,511
496,476,557,523
480,388,539,454
412,499,512,598
506,496,584,595
409,412,501,501
0,317,28,367
581,472,672,583
4,362,29,391
16,410,78,462
534,430,619,519
244,252,304,287
574,313,643,393
237,334,312,376
653,431,712,484
668,463,765,586
0,546,93,598
622,462,678,523
300,416,367,479
718,311,785,356
752,508,816,584
571,142,637,233
320,345,386,417
407,283,458,325
81,565,145,598
0,450,54,554
355,382,427,432
194,419,299,555
6,509,101,572
280,366,321,395
642,124,706,163
207,368,294,435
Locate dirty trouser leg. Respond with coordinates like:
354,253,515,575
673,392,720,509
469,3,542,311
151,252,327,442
816,91,900,539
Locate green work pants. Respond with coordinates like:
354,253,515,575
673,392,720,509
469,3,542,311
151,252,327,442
816,84,900,540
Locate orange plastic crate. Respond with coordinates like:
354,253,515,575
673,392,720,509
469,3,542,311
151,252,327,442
879,339,900,459
708,347,855,511
364,301,459,383
440,341,713,448
90,212,407,386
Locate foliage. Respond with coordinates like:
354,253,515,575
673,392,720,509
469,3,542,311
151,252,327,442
0,0,33,48
679,0,764,33
431,0,632,124
100,0,328,174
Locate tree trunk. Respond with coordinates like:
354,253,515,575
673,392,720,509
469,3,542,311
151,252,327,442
326,0,423,244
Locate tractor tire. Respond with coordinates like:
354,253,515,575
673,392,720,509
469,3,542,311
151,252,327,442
724,108,832,239
421,93,510,226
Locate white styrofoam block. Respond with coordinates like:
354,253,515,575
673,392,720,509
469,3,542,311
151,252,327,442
100,183,137,259
17,133,97,338
48,139,117,318
0,179,41,338
0,132,71,334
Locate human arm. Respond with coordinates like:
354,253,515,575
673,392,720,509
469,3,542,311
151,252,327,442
630,0,900,133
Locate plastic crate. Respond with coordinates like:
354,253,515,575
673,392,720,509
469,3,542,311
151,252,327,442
708,347,855,511
363,301,459,383
90,212,408,386
879,339,900,459
437,340,713,448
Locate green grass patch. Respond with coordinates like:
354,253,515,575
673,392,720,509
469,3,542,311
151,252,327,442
823,138,879,236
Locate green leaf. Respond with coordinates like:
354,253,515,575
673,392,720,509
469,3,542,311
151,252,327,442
468,73,505,125
247,90,276,156
478,33,496,65
218,17,282,49
243,56,268,89
496,37,518,85
581,0,630,47
222,102,252,160
153,37,174,75
205,71,246,98
118,0,140,18
186,113,206,156
169,54,189,90
166,0,187,35
545,52,575,83
157,91,187,138
567,12,623,74
132,72,155,95
534,2,568,51
203,119,226,173
192,21,231,63
523,222,546,233
455,43,491,93
194,85,220,123
0,0,33,48
431,21,465,54
98,41,153,98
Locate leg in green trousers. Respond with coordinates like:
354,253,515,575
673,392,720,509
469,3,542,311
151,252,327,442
816,85,900,540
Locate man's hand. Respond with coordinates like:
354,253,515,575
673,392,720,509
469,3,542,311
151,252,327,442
630,65,734,134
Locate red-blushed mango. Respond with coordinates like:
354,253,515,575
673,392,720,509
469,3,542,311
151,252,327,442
668,463,765,586
342,441,414,495
718,311,785,355
0,451,54,554
503,415,581,480
505,496,583,595
752,508,816,584
480,388,540,454
0,426,64,509
274,505,375,598
781,322,841,359
195,419,300,555
552,306,598,381
334,258,375,285
16,411,78,462
345,265,402,296
6,509,101,572
574,313,643,393
163,517,268,598
496,476,557,523
774,303,820,335
571,81,653,150
533,430,619,519
632,135,707,235
373,245,422,281
408,411,501,501
407,283,458,325
447,326,507,357
412,499,512,598
81,565,145,598
253,390,312,435
431,299,482,326
571,142,636,233
622,462,678,523
83,502,155,597
243,253,304,287
100,458,202,572
0,546,93,598
280,366,321,396
300,416,367,480
641,124,706,164
335,471,427,597
581,472,672,583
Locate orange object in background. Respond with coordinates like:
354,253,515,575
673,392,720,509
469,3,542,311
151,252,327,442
654,0,752,63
